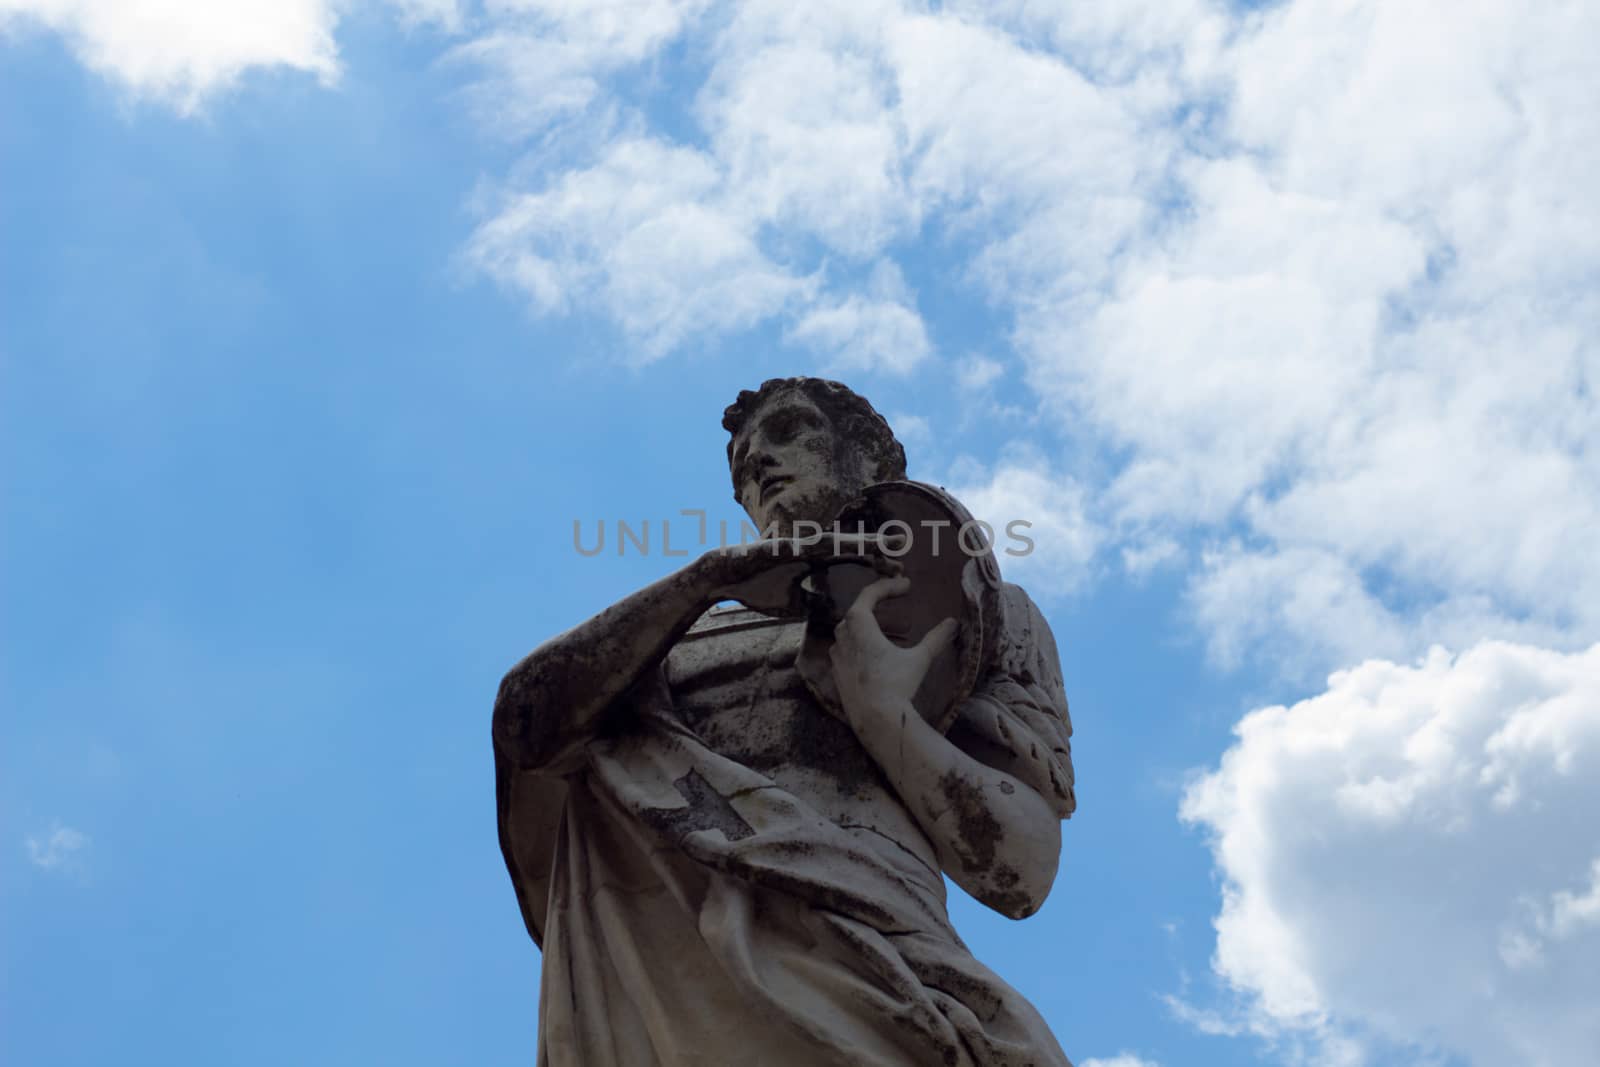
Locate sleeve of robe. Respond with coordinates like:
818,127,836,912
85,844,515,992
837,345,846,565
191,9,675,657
946,580,1077,824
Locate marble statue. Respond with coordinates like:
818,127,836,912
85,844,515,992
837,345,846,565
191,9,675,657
493,377,1076,1066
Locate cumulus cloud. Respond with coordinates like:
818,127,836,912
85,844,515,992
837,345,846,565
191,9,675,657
0,0,342,109
26,822,89,871
1180,641,1600,1066
1079,1056,1161,1067
0,0,469,111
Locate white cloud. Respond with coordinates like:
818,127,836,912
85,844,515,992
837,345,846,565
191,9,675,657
455,0,1598,676
698,0,914,258
450,0,1157,367
0,0,472,111
26,822,89,871
450,0,709,138
466,136,808,361
785,261,929,375
886,10,1161,303
1181,641,1600,1066
947,457,1099,599
19,0,1591,670
386,0,461,31
1012,0,1600,673
786,294,929,375
887,411,930,454
1080,1056,1161,1067
0,0,342,110
1031,156,1429,530
1120,536,1181,579
956,356,1003,393
1188,544,1411,677
458,1,948,363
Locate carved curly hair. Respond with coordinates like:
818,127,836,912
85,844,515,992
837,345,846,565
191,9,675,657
722,377,908,493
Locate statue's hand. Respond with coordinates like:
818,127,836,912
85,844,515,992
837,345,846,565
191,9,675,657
828,575,959,719
701,534,902,617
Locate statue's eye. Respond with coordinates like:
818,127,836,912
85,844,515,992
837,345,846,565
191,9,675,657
766,413,797,442
765,409,821,444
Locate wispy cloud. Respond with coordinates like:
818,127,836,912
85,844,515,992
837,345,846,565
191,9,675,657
447,0,708,138
25,822,89,872
1081,1055,1162,1067
785,262,930,375
449,0,1600,677
465,135,810,363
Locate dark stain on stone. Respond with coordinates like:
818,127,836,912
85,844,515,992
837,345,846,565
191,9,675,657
641,769,755,843
986,869,1038,916
986,888,1037,919
783,697,883,797
937,769,1004,871
673,634,883,798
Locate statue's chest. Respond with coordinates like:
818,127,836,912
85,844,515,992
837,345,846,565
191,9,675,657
664,607,878,789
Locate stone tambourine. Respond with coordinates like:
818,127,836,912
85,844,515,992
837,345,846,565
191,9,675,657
796,481,1002,734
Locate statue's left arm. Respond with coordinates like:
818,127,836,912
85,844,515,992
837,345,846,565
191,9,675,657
830,578,1075,919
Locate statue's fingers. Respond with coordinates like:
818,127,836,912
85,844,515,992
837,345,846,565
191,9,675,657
914,617,960,661
848,574,912,620
862,553,904,578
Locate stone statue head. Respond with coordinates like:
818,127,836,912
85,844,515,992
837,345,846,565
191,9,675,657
723,377,908,535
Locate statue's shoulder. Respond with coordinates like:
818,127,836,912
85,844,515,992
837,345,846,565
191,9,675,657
962,581,1075,817
989,582,1066,695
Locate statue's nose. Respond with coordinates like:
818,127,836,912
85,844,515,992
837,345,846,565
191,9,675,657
738,450,778,502
745,450,779,479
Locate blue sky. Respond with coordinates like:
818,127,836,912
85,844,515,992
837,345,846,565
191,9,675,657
4,4,1597,1067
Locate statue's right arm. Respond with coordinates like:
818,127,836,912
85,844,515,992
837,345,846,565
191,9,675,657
492,550,725,774
494,534,900,773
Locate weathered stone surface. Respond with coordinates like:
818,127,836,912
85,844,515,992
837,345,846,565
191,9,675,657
494,377,1076,1066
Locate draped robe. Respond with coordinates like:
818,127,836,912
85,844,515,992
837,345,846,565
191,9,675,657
496,582,1076,1066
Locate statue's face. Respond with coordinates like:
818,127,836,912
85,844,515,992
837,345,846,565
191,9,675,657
730,390,868,535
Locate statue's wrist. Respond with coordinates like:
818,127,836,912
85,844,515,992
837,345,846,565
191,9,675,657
840,688,918,735
684,547,733,606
